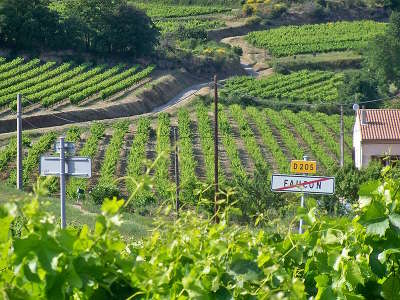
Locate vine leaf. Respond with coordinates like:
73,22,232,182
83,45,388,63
382,274,400,300
366,219,389,237
388,213,400,230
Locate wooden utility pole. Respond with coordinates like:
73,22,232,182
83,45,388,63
214,75,219,223
16,94,22,190
174,127,180,216
340,105,344,167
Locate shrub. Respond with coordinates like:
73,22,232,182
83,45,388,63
89,183,120,205
176,25,207,41
242,4,254,16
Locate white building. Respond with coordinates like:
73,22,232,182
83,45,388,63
353,109,400,169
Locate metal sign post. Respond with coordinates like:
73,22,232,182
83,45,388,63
40,137,91,229
299,156,307,233
60,137,66,229
271,157,335,234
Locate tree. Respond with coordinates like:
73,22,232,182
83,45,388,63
0,0,62,49
60,0,159,55
337,70,381,108
364,11,400,91
101,4,159,55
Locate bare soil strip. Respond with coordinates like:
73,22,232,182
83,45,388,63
88,134,110,190
191,117,207,181
117,125,135,197
245,112,280,172
225,108,255,176
207,111,232,180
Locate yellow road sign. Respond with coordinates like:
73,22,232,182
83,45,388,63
290,160,317,174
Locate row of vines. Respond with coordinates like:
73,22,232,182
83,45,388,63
0,57,154,111
0,106,353,199
222,70,343,103
247,20,386,56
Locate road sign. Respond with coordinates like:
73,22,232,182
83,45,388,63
271,174,335,195
54,141,75,154
40,156,91,178
290,160,316,174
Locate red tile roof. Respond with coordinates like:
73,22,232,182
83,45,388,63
358,109,400,141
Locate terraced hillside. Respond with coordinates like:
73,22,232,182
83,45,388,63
222,70,344,103
0,105,354,202
0,57,154,118
247,20,386,57
129,1,233,35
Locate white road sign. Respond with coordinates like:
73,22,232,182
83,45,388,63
40,156,91,178
271,174,335,195
54,141,75,154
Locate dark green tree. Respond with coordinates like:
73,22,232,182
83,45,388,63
337,70,381,108
60,0,159,55
0,0,62,49
100,4,159,55
364,11,400,92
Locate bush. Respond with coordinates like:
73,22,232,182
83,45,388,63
304,1,326,20
176,25,207,41
233,45,243,56
245,15,262,26
270,3,288,18
242,4,254,16
89,183,120,205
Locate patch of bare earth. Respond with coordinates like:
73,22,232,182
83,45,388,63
116,125,135,198
282,116,318,163
88,134,110,190
207,111,232,180
224,108,255,176
146,123,157,176
221,35,274,77
191,116,207,181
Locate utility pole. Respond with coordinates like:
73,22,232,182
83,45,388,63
174,127,180,216
214,75,219,223
299,155,308,234
340,105,344,167
16,94,23,190
59,136,66,229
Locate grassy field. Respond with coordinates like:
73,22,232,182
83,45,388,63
0,183,153,240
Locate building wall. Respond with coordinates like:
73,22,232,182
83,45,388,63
361,143,400,167
353,115,362,169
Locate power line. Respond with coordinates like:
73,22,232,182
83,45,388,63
217,84,400,108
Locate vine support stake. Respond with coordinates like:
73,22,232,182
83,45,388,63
16,93,23,190
214,74,219,223
174,126,180,217
340,104,344,167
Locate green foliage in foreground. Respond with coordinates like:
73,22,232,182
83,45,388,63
1,166,400,299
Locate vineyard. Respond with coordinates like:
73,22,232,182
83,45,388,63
155,19,226,34
246,20,387,57
0,104,354,202
134,2,231,18
0,57,154,113
221,70,344,103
